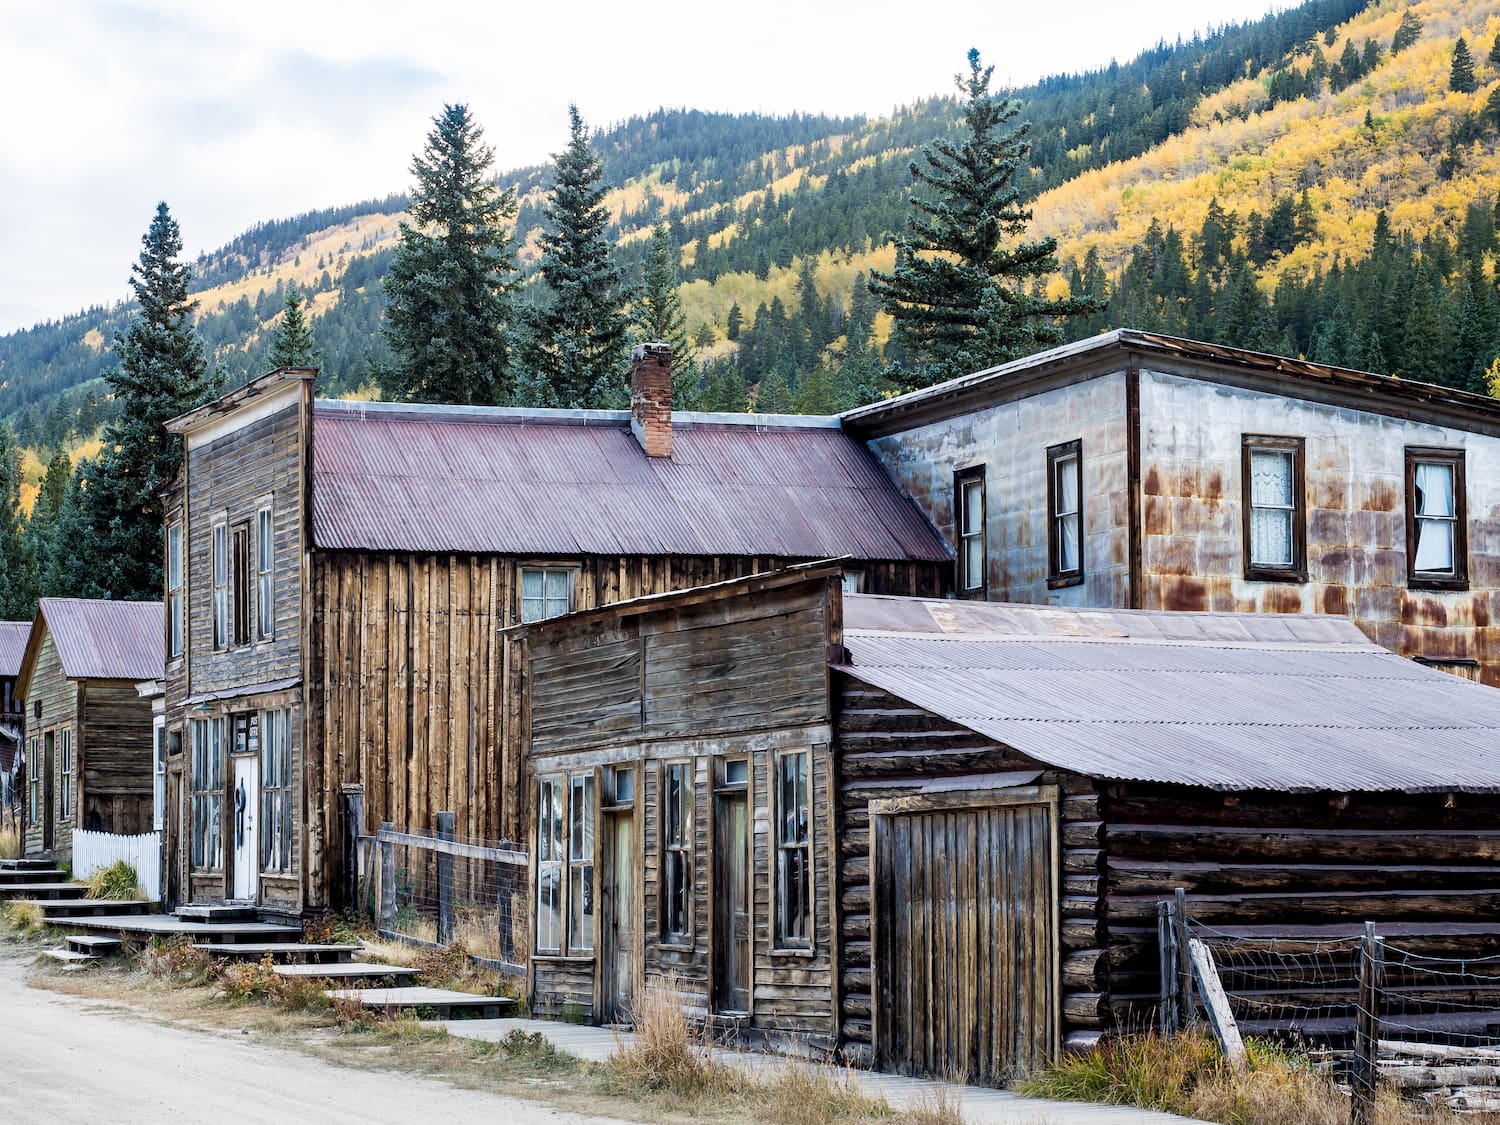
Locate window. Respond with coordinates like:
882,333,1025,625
536,779,564,954
59,728,72,821
153,719,167,833
661,762,693,944
257,505,274,641
605,765,635,809
232,524,251,646
569,775,595,952
167,524,183,658
26,736,38,823
775,750,812,949
190,717,226,869
260,709,294,872
1406,448,1467,589
841,570,865,595
955,466,986,597
1241,436,1306,581
212,522,228,649
520,567,574,623
1047,440,1084,587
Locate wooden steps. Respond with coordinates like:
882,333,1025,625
194,942,360,964
67,935,122,956
0,858,62,872
40,948,98,968
60,914,301,945
0,882,89,901
40,898,152,920
276,962,419,985
0,867,68,886
325,987,516,1019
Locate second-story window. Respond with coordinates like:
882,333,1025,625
212,522,228,650
1407,448,1467,589
256,505,274,641
955,466,986,597
167,524,183,659
1242,436,1306,581
520,567,574,623
232,524,251,647
1047,440,1084,587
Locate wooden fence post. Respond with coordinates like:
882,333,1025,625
1351,921,1384,1125
1158,899,1177,1034
1174,887,1195,1029
342,786,364,915
436,811,456,946
1189,938,1247,1070
379,821,395,935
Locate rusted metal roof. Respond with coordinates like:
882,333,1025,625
0,621,28,678
311,402,950,561
838,595,1500,793
22,598,164,688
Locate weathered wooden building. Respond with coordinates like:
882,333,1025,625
844,329,1500,685
160,348,949,918
0,621,26,817
16,598,163,861
523,567,1500,1083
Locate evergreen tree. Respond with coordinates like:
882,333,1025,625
869,49,1092,390
517,105,630,409
382,103,518,405
634,223,698,405
1391,8,1422,54
1490,32,1500,67
0,424,38,620
88,203,217,602
46,466,102,600
23,450,70,597
1451,36,1478,94
268,282,318,370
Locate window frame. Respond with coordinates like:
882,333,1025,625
535,777,565,955
153,717,167,833
1046,439,1085,588
772,747,813,952
211,520,229,650
231,522,252,647
1405,447,1468,590
26,736,38,824
660,760,694,948
167,523,184,659
568,773,596,953
259,708,294,872
954,465,987,599
58,726,72,822
1241,435,1308,583
256,504,275,642
519,566,576,624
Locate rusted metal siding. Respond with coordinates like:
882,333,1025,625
1137,369,1500,685
863,374,1131,607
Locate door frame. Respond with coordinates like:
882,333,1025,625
598,799,638,1023
41,728,55,852
869,785,1061,1080
230,754,260,904
711,755,752,1016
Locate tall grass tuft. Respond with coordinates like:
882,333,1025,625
605,975,735,1097
86,860,143,901
0,819,19,860
2,898,46,936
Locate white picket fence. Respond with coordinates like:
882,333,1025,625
72,829,162,902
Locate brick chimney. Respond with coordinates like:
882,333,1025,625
630,342,673,458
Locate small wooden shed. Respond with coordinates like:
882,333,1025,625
17,598,164,861
522,567,1500,1084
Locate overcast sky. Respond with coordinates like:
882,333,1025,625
0,0,1289,334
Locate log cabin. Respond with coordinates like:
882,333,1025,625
843,329,1500,686
16,598,163,863
522,566,1500,1084
159,346,950,920
0,621,26,820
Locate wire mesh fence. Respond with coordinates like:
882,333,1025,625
376,820,528,975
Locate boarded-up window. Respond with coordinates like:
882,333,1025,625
257,505,274,641
260,708,293,871
167,524,184,658
1242,435,1306,581
775,749,812,949
58,727,72,821
191,717,226,870
955,467,986,597
536,778,564,954
569,775,595,952
232,524,251,647
662,762,693,943
1407,448,1467,589
1047,440,1083,586
521,568,574,624
212,522,228,650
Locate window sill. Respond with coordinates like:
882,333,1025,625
1047,573,1084,590
533,953,594,963
770,946,816,959
658,940,695,953
1409,576,1469,592
1244,568,1307,584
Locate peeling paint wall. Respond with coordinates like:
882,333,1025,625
1139,370,1500,685
865,374,1131,607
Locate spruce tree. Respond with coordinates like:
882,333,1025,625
1490,32,1500,67
268,282,318,370
382,103,518,405
1391,8,1422,54
516,105,629,409
88,202,217,602
1451,36,1478,94
634,223,698,405
0,424,38,620
23,450,70,597
869,50,1092,389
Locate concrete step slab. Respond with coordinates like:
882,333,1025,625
325,986,516,1020
275,962,419,984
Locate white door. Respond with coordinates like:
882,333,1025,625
232,756,259,902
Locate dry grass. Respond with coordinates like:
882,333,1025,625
2,899,46,936
213,954,330,1013
0,819,19,860
86,860,143,901
605,975,732,1097
761,1057,892,1124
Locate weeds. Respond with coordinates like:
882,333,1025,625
412,941,508,997
141,936,214,984
85,860,143,900
302,911,371,946
214,954,328,1012
762,1057,892,1124
605,975,740,1097
2,899,46,936
0,819,19,860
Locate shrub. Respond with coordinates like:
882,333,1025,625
214,954,328,1012
143,936,213,983
86,860,143,901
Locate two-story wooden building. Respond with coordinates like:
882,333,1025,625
16,598,162,862
161,347,950,920
844,329,1500,685
0,621,27,822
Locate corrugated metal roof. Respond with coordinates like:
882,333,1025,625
34,598,164,683
0,622,29,678
838,596,1500,793
310,403,951,561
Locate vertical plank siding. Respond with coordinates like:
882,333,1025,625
78,682,154,835
21,634,77,858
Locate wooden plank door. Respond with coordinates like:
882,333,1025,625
872,789,1058,1085
599,810,636,1022
42,730,54,853
714,788,750,1013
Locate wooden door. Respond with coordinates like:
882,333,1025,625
600,810,636,1022
163,770,182,911
231,755,259,902
42,730,54,852
873,790,1058,1085
714,788,751,1013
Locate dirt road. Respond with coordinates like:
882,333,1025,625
0,950,626,1125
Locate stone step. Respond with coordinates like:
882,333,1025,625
324,987,516,1020
0,882,88,901
66,935,122,956
193,942,360,964
275,961,419,985
40,898,153,919
175,904,259,923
